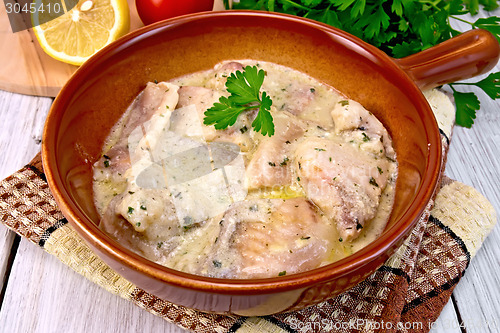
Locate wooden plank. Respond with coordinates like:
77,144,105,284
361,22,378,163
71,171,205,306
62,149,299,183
446,119,500,332
0,238,186,332
0,89,52,300
0,90,52,179
0,226,15,298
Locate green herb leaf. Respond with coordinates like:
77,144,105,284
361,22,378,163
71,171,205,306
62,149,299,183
226,66,264,103
464,0,480,15
453,90,480,128
351,0,366,18
474,72,500,99
479,0,499,11
251,92,275,136
203,97,248,130
391,0,403,17
391,40,424,58
331,0,356,12
204,66,274,136
473,16,500,42
365,6,390,39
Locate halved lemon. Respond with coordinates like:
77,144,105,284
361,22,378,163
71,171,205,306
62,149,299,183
32,0,130,66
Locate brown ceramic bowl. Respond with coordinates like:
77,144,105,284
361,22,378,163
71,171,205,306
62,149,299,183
42,11,499,315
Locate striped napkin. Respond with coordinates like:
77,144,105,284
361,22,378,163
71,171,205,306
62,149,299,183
0,89,496,333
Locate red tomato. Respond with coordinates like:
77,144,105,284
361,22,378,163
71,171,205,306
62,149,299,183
136,0,215,25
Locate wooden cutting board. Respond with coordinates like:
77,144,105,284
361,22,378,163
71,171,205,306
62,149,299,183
0,0,226,97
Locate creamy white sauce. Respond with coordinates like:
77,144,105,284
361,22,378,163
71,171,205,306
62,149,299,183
92,60,397,279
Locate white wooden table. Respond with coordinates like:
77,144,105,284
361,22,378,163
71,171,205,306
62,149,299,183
1,15,499,333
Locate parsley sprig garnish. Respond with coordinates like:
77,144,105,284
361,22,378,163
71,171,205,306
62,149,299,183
204,65,274,136
230,1,500,128
448,72,500,126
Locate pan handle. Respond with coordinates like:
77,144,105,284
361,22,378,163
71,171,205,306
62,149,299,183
392,29,500,90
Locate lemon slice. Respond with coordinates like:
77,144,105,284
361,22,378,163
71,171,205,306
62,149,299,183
32,0,130,66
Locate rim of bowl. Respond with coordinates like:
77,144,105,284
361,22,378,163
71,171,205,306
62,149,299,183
42,10,442,294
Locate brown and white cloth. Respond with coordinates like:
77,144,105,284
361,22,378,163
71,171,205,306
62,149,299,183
0,90,496,332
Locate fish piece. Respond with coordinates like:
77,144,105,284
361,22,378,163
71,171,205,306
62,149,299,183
95,82,179,172
93,82,180,214
176,86,222,141
208,61,245,91
176,85,256,152
294,137,391,241
99,189,181,262
245,112,305,189
205,198,340,278
331,99,395,159
279,85,316,116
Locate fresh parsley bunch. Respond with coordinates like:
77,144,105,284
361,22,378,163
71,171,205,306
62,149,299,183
230,0,500,127
204,65,274,136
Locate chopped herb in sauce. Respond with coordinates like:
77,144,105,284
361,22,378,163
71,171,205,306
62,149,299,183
377,166,383,174
340,100,349,106
213,260,222,268
369,177,379,187
280,157,289,166
127,207,134,214
362,132,370,142
339,237,343,242
278,270,287,276
268,162,276,167
157,242,163,248
140,205,147,210
136,222,141,227
240,125,248,134
103,160,110,168
314,148,326,151
300,236,311,240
